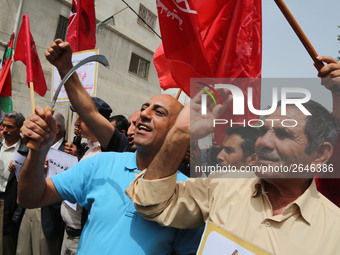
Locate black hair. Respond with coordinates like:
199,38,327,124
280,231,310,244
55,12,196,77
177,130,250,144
278,99,338,154
109,115,129,134
226,126,260,161
4,111,25,128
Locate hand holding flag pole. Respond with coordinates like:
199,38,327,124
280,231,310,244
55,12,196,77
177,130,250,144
26,54,109,150
13,15,107,149
274,0,340,94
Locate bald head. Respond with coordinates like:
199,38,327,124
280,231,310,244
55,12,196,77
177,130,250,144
149,94,183,127
134,94,183,154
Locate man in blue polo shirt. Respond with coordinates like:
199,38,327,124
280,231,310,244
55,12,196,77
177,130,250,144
53,151,199,254
18,94,202,254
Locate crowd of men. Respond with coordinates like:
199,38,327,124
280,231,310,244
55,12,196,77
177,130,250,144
0,38,340,255
0,102,138,254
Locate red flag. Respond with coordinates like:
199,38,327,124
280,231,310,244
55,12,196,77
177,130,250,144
66,0,96,52
14,15,47,97
154,0,212,96
0,33,15,97
201,0,262,143
154,0,262,95
154,0,262,144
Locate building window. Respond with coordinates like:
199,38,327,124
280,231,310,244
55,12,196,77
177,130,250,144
128,53,150,79
137,4,157,30
54,16,69,41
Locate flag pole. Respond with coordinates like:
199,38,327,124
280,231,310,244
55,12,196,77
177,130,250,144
273,0,324,70
27,81,39,149
274,0,340,94
67,106,73,143
29,82,35,113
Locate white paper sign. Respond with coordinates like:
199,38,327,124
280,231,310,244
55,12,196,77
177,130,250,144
51,49,99,102
14,148,78,181
14,148,78,210
46,149,78,210
197,221,272,255
46,148,78,178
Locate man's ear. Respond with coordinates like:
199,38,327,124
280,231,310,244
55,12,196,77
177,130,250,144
312,142,333,165
246,153,257,166
120,130,126,135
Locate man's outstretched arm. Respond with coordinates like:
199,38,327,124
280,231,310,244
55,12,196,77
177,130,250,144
126,92,231,228
18,107,63,208
45,39,115,149
144,89,232,180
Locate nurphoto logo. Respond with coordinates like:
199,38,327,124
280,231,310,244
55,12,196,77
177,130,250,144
200,84,311,116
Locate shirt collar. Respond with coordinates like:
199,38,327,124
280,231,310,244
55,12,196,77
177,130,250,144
2,140,20,150
251,178,264,197
292,179,318,224
51,138,64,150
87,139,100,148
251,178,318,224
124,152,138,171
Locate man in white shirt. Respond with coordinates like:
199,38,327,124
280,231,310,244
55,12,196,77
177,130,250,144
0,111,25,255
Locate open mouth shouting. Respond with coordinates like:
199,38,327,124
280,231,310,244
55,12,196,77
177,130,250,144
137,123,152,133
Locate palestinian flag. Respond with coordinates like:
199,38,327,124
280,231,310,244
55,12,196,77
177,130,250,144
0,97,12,113
0,33,14,112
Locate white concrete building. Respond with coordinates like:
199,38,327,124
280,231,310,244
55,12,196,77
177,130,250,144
0,0,165,121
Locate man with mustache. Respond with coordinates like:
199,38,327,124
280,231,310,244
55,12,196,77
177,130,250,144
127,58,340,254
0,111,26,254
